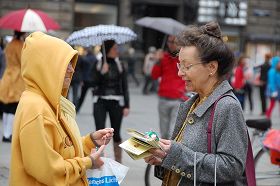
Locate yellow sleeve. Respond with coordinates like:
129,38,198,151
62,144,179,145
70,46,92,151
19,115,92,186
82,134,95,156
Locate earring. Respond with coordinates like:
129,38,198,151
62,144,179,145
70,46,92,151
210,72,213,76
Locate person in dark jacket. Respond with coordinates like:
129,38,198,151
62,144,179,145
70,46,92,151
76,47,97,112
0,37,5,78
259,53,271,115
0,38,5,120
69,54,83,107
92,40,129,163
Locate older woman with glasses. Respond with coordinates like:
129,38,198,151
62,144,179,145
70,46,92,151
144,22,254,185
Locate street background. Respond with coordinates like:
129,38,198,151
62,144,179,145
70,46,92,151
0,83,279,186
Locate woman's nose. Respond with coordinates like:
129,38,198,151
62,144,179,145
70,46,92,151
67,64,74,73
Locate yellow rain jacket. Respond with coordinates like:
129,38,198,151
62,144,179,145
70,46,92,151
0,38,25,103
9,32,95,186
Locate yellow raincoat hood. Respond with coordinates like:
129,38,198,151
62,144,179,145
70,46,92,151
21,31,78,111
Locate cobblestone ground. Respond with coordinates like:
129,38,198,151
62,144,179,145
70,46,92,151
0,167,9,185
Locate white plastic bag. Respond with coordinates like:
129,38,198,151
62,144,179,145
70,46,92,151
87,157,129,186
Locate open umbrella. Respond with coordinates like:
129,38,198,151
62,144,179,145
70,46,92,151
0,9,60,32
66,25,137,47
67,25,137,64
135,17,187,48
135,16,187,36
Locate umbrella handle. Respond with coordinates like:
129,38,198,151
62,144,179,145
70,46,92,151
102,41,107,64
161,35,168,49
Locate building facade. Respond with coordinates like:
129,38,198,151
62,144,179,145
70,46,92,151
196,0,247,54
245,0,280,65
0,0,279,65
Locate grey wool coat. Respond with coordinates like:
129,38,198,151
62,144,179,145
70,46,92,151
161,80,248,186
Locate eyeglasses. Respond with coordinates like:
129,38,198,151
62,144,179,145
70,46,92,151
177,62,204,71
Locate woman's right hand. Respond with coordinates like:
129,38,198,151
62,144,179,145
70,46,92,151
101,62,109,74
90,128,114,147
144,155,162,166
89,145,106,169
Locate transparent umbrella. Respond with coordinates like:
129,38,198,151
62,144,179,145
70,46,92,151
66,25,137,47
66,24,137,64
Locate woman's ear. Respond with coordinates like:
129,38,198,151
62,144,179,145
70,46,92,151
208,60,218,76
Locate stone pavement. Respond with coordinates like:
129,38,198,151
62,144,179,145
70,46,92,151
0,85,279,185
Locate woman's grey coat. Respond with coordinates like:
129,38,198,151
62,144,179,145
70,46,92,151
161,80,248,186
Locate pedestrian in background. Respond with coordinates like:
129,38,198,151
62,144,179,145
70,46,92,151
231,56,246,109
0,31,26,143
244,57,254,113
142,46,157,94
76,47,97,113
151,35,185,139
126,47,140,87
9,32,114,186
69,53,83,107
0,37,5,78
266,56,280,118
145,21,253,185
0,37,5,120
92,40,129,163
259,53,272,115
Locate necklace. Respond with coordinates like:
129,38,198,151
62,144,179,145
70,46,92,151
175,97,205,142
175,80,222,142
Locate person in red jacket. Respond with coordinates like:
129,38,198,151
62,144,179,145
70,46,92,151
151,35,186,139
231,56,246,109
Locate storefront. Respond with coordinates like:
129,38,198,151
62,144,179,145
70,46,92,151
245,34,280,66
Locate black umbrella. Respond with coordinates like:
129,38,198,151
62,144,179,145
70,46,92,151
135,17,187,48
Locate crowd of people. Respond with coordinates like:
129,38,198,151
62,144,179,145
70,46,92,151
0,20,280,185
230,52,280,118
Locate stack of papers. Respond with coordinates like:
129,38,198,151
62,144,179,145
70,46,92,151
119,129,162,160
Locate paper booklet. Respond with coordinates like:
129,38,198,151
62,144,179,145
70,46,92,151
119,128,162,160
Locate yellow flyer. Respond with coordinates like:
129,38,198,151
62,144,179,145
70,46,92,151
119,129,161,160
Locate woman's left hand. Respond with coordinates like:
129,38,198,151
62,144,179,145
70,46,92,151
90,128,114,146
123,108,129,117
159,139,171,154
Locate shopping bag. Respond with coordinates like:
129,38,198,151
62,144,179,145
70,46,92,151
87,157,129,186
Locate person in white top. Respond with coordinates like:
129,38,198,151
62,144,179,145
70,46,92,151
142,46,158,94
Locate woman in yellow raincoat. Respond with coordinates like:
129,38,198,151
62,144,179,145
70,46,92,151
9,31,114,186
